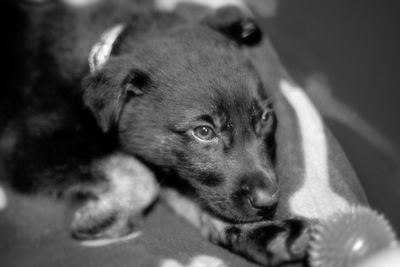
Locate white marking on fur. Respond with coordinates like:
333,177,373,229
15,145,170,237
79,231,141,247
280,80,350,219
160,255,227,267
155,0,248,13
71,154,158,244
0,186,7,210
89,24,125,73
102,154,160,213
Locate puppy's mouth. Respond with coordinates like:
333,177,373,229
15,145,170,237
251,202,278,220
163,170,279,223
203,197,278,224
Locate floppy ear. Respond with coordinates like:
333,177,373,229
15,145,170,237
82,67,148,132
201,6,262,46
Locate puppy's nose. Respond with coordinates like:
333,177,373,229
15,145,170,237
249,188,279,210
240,174,279,210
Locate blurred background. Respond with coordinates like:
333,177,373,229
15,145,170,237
254,0,400,232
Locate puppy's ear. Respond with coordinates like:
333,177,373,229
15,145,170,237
82,67,149,132
202,6,262,46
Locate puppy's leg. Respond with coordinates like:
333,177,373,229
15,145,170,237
1,112,159,240
69,153,159,240
162,189,309,266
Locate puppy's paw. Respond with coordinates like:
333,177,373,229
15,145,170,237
226,218,310,266
68,153,159,241
71,195,141,240
283,219,310,259
250,219,310,266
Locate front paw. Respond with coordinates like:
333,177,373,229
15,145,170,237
250,219,310,266
226,219,310,266
68,153,159,240
70,195,142,240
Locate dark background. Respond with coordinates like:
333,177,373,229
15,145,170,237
261,0,400,232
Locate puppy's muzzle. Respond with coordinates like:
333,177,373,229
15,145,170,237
240,172,279,214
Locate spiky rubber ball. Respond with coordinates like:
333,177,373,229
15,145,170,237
309,206,397,267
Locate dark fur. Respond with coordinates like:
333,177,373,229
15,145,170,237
85,25,279,223
0,1,308,266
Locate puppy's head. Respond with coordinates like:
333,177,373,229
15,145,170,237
83,9,278,223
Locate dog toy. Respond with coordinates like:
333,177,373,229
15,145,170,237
309,206,399,267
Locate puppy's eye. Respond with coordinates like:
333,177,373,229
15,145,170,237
261,110,273,124
192,126,216,141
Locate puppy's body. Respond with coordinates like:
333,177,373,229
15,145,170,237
1,1,308,266
1,1,176,193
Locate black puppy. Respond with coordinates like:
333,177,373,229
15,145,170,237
0,1,308,266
